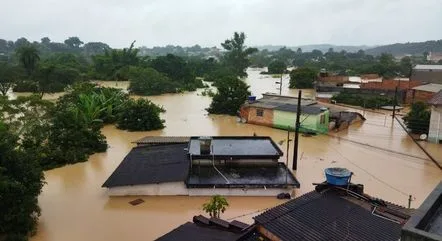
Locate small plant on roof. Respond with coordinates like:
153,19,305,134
202,195,229,218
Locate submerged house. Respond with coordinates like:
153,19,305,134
158,180,415,241
428,90,442,144
240,93,329,133
102,136,299,196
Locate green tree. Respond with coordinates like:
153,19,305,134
34,63,81,97
128,67,176,95
207,75,250,115
399,56,412,77
202,195,229,218
15,45,40,76
0,121,45,240
289,67,317,88
0,62,23,96
116,98,165,131
267,60,287,74
64,37,84,49
221,32,257,77
403,101,431,134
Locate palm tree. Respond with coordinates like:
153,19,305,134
16,45,40,76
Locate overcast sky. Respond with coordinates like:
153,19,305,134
1,0,441,48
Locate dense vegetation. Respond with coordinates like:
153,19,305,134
267,60,287,74
289,67,317,88
331,92,396,109
403,102,431,134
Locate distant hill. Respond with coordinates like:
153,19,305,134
255,44,371,53
365,40,442,56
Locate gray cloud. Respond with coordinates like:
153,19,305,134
1,0,441,48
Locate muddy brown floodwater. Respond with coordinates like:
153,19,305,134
26,69,441,241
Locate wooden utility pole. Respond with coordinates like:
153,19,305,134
392,86,398,119
292,90,302,170
276,74,283,95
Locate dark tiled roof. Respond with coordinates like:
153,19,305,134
428,90,442,106
134,136,190,145
274,103,325,115
102,144,189,188
254,189,410,241
155,222,244,241
156,216,251,241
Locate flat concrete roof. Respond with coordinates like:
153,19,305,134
187,163,300,188
188,136,283,159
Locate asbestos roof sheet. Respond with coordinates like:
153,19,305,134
155,222,245,241
102,144,189,188
428,90,442,106
414,64,442,70
254,190,410,241
412,84,442,93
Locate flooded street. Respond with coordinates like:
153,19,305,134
30,69,441,241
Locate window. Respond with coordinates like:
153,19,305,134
256,108,264,117
320,114,325,124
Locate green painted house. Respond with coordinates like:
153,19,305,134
240,94,329,133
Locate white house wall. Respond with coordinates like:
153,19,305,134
106,182,293,197
429,106,442,143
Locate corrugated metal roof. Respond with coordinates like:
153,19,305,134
414,64,442,70
429,90,442,105
412,84,442,93
102,144,189,188
254,189,410,241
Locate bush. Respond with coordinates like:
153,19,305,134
331,92,395,109
116,98,165,131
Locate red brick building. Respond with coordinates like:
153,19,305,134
360,79,422,91
406,84,442,104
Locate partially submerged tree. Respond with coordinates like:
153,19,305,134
221,32,257,78
289,67,317,88
403,101,431,134
202,195,229,218
207,75,250,116
267,60,287,74
116,98,165,131
0,62,23,96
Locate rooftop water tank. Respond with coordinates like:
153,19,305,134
248,96,256,103
324,167,352,186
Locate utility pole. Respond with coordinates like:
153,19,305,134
276,73,283,95
392,86,398,119
292,90,302,170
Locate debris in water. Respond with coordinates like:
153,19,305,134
129,198,144,206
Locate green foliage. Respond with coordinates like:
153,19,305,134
267,60,287,74
403,102,431,134
116,98,165,131
150,54,203,91
207,75,250,115
128,67,177,95
0,122,45,240
91,41,141,80
202,195,229,218
365,40,442,56
0,62,24,96
33,63,81,95
15,45,40,76
221,32,257,77
331,92,395,109
289,67,317,88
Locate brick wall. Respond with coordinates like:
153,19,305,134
361,80,422,90
318,76,349,84
405,90,437,104
361,74,380,79
246,107,274,127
